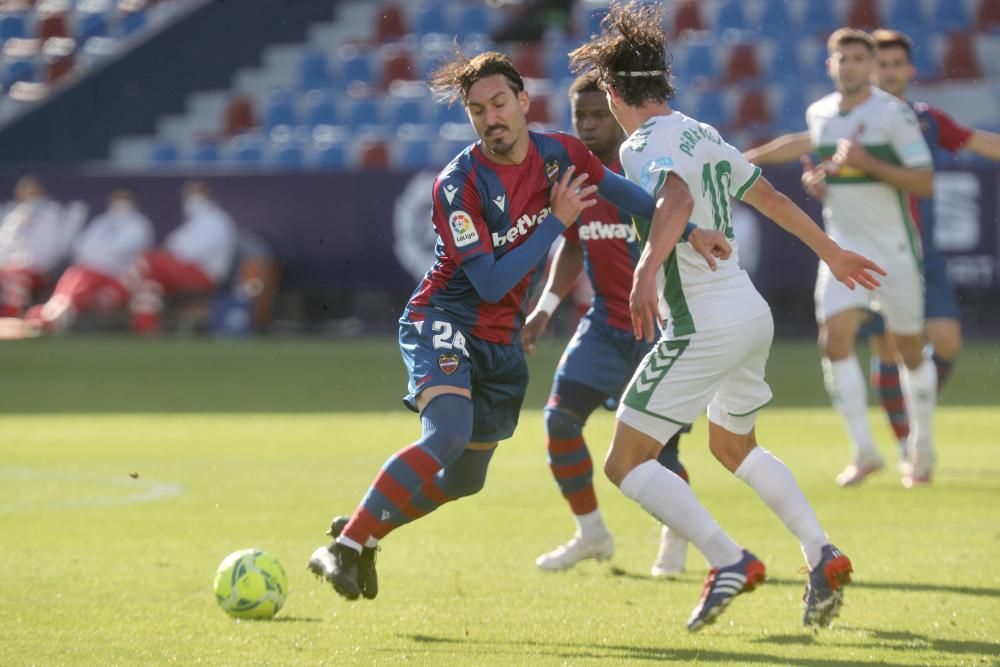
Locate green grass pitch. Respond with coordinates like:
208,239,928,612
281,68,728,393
1,337,999,665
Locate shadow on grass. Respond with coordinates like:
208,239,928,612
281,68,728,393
270,615,323,623
607,569,1000,599
401,634,917,665
756,628,1000,659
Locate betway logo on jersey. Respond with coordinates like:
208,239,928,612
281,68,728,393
578,220,637,243
492,206,551,247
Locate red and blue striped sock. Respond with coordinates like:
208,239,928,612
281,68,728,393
871,356,910,442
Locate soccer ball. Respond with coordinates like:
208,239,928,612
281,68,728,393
213,548,288,619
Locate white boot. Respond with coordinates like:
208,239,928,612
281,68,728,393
535,531,614,571
650,524,688,577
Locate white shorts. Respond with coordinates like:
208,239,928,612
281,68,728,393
814,256,923,335
617,311,774,443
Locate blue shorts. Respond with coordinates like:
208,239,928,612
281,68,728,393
554,316,653,403
399,314,528,443
923,252,961,321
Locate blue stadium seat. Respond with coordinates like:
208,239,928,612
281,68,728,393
229,135,265,167
348,97,381,131
457,4,491,36
801,1,836,36
694,90,728,128
0,13,28,43
680,41,717,81
546,42,573,82
263,91,297,133
192,143,221,165
303,89,339,127
315,142,349,169
759,0,792,40
775,85,807,132
413,3,449,36
389,98,426,126
907,27,938,79
118,7,148,37
932,0,971,32
713,0,747,36
582,7,607,37
805,43,830,83
2,58,37,88
769,38,801,84
397,136,434,169
887,0,927,30
76,12,109,44
339,49,375,87
150,140,180,165
271,142,305,170
435,101,467,126
299,50,331,90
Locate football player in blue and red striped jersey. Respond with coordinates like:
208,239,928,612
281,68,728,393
308,50,731,602
522,72,692,576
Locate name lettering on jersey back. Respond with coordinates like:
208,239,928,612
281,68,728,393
679,126,722,157
492,206,551,247
578,220,637,244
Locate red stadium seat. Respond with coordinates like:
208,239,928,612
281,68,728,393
673,0,704,38
724,44,760,85
381,47,416,88
357,138,389,168
512,43,545,79
942,33,982,79
976,0,1000,32
37,12,68,40
847,0,881,30
525,95,550,125
375,5,407,43
224,96,256,136
734,89,771,129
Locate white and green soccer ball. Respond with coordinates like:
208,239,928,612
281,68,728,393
213,548,288,619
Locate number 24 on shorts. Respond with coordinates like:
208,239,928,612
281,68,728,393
431,321,469,357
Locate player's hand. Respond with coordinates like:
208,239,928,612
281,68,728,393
629,264,663,343
550,165,598,226
800,155,828,200
826,248,887,291
520,310,550,354
687,228,730,271
833,127,870,170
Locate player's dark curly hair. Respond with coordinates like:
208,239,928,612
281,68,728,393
567,70,602,98
568,0,675,107
428,47,525,106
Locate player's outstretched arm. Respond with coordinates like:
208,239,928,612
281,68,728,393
741,176,886,291
630,173,694,343
744,131,812,165
521,237,584,354
464,167,596,304
966,129,1000,161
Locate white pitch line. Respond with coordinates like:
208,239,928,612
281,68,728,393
0,467,184,513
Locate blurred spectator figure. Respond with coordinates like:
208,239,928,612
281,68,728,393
0,176,65,317
126,180,236,334
26,188,153,334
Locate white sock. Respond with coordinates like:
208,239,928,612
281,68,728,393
734,447,828,569
336,535,363,553
822,355,879,463
574,509,607,540
900,359,937,472
364,537,379,549
620,460,741,568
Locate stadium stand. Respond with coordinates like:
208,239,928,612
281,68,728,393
97,0,999,171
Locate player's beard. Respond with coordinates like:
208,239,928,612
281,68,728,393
487,133,516,156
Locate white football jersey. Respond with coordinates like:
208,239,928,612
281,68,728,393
73,203,154,276
165,197,237,282
806,86,932,265
619,111,769,337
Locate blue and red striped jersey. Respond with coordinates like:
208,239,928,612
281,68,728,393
562,159,639,331
405,130,606,344
909,102,974,261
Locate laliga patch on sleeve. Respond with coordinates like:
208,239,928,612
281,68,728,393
449,210,480,248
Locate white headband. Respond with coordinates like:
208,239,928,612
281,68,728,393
614,70,666,77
